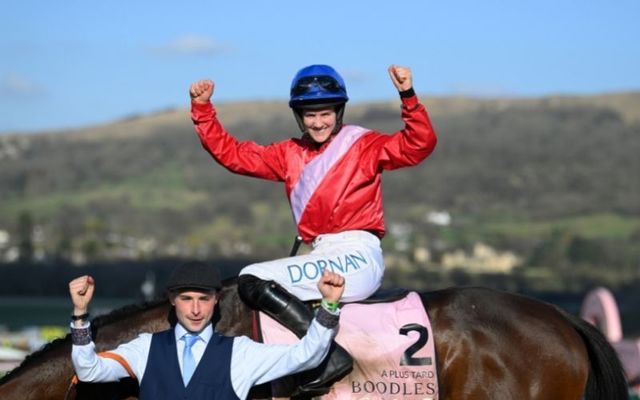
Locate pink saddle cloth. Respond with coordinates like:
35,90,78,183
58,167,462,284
259,291,439,399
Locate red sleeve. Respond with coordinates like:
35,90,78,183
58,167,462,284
191,101,285,181
376,95,438,170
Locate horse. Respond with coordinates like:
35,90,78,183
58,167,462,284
0,280,629,400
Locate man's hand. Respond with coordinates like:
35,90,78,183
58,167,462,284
388,65,413,92
190,79,214,104
317,270,345,303
69,275,95,316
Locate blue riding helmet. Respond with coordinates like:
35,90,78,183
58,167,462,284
289,64,349,109
289,65,349,135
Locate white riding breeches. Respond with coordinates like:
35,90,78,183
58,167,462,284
239,230,384,302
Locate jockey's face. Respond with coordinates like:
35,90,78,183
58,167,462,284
302,107,337,144
170,289,218,334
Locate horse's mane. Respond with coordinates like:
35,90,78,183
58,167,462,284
90,297,169,328
0,297,170,384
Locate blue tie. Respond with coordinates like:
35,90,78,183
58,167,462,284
181,334,199,385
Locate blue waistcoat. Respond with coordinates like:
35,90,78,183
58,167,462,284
139,328,239,400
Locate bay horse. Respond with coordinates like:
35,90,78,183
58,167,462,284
0,281,629,400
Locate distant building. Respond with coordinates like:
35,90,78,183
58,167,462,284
441,242,521,273
425,211,451,226
413,247,431,263
389,222,413,252
0,346,28,373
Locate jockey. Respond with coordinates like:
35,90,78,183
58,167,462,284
189,64,437,394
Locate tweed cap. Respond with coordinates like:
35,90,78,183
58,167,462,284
166,261,222,292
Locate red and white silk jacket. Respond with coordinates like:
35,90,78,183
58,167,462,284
191,95,437,244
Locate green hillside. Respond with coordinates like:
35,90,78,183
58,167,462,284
0,93,638,290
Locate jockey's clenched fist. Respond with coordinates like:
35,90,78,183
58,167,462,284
190,80,214,104
388,65,413,92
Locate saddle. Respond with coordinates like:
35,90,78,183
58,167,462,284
253,289,440,399
352,287,409,304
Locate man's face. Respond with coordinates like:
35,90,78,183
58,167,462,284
302,107,337,144
170,290,218,334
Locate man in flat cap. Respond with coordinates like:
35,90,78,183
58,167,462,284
69,261,345,399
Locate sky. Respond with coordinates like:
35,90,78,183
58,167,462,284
1,0,639,134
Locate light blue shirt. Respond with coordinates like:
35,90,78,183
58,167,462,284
71,316,337,399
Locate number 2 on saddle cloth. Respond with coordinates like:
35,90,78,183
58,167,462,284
255,290,440,400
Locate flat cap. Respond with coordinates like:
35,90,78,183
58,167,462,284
166,261,222,292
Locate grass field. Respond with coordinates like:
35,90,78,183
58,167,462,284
481,213,640,240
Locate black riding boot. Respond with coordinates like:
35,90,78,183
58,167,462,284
237,274,353,396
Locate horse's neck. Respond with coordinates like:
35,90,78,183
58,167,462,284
0,337,73,400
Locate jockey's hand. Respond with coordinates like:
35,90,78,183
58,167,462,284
388,65,413,92
190,79,214,104
69,275,95,316
317,270,345,304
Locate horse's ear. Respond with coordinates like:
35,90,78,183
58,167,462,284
218,286,230,297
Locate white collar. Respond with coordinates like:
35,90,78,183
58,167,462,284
174,323,213,344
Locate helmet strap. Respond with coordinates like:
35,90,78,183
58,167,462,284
293,109,305,133
333,104,345,134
